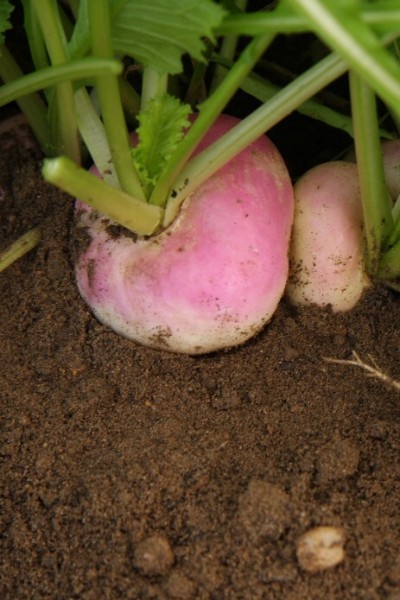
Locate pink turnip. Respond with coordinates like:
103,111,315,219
380,139,400,201
74,114,294,354
345,139,400,202
286,161,370,312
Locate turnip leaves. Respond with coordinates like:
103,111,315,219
132,95,191,199
68,0,226,74
0,0,13,49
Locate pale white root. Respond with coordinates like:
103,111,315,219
323,351,400,392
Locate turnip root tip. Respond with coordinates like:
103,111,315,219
74,114,294,354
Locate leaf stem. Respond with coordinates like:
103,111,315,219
0,227,41,273
21,0,50,71
164,50,348,226
42,157,162,236
141,68,168,111
66,0,80,20
74,88,121,188
376,195,400,278
377,242,400,278
31,0,80,161
286,0,400,115
209,0,248,93
349,72,393,274
150,32,276,206
118,78,141,125
217,2,400,36
213,56,357,138
0,44,51,153
0,57,122,107
88,0,146,201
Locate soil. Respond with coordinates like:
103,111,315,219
1,123,400,600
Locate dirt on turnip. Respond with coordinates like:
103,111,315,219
0,122,399,600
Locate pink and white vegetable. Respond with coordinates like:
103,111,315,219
380,139,400,201
345,139,400,202
75,114,294,354
286,161,370,312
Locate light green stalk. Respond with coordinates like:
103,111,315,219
163,51,348,226
118,78,141,125
349,71,393,273
0,57,122,107
0,227,41,273
141,68,168,111
217,2,400,36
377,241,400,278
287,0,400,115
21,0,49,71
213,56,357,138
0,44,51,152
42,157,162,235
87,0,146,200
209,0,248,93
150,32,276,207
74,88,121,188
31,0,80,162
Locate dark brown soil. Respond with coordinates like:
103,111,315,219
1,124,400,600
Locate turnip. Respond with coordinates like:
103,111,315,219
286,54,400,313
286,140,400,312
345,139,400,203
286,161,370,312
4,0,400,346
380,140,400,203
74,115,294,354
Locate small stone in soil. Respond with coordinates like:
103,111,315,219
237,479,292,541
316,437,360,484
133,534,174,576
283,345,301,361
165,571,197,599
296,526,345,573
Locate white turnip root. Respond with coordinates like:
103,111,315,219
380,139,400,202
74,114,294,354
286,161,370,312
345,139,400,202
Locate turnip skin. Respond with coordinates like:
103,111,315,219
379,139,400,201
286,161,370,312
346,139,400,201
75,114,294,354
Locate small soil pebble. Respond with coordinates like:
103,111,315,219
165,571,197,599
133,534,174,576
237,479,292,541
316,437,360,484
296,526,345,573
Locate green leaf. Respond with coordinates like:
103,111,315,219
112,0,226,74
68,0,226,74
131,94,191,198
0,0,14,48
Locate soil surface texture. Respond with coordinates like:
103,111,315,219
1,124,400,600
